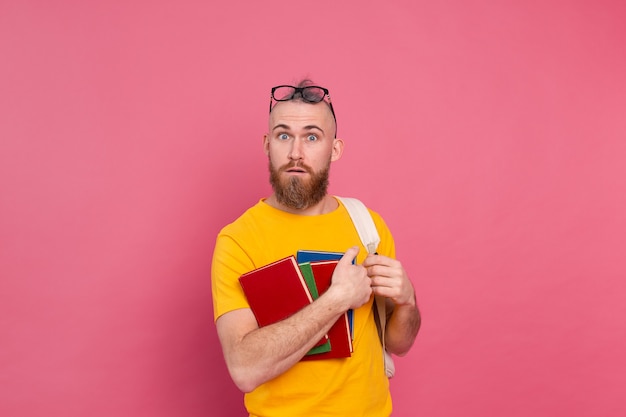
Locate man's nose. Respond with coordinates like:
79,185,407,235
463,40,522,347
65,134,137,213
288,138,304,160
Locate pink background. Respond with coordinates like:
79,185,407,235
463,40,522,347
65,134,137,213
1,1,625,416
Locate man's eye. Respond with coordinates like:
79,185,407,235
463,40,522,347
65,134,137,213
278,133,289,140
306,134,318,141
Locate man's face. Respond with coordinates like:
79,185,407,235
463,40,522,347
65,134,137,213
264,100,342,210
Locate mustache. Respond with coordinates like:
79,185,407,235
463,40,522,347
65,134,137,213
280,161,314,174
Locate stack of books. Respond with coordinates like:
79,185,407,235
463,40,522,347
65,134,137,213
238,250,353,360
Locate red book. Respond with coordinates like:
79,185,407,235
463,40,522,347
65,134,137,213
239,256,327,347
301,260,353,360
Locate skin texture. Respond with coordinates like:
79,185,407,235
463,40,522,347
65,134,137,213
215,99,420,393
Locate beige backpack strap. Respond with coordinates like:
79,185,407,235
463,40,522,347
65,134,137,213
336,196,396,378
373,296,395,378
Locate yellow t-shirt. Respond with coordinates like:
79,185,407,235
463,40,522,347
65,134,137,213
212,197,395,417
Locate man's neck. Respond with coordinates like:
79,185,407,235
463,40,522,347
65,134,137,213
265,194,338,216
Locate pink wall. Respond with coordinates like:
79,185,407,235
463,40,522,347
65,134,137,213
1,1,625,416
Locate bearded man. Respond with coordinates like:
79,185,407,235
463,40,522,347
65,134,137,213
211,80,420,417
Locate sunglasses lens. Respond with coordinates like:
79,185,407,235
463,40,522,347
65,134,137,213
301,87,326,103
272,86,297,101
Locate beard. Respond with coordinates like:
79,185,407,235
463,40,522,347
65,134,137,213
269,159,330,210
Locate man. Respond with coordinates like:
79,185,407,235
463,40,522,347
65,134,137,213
211,80,420,416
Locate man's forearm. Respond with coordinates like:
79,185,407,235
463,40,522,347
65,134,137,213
385,299,421,356
222,291,347,392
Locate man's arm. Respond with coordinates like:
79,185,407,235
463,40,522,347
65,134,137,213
362,254,421,356
216,247,372,393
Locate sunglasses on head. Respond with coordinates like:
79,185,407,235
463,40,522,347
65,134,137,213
269,85,337,123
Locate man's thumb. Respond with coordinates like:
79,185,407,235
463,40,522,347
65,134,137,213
339,246,360,265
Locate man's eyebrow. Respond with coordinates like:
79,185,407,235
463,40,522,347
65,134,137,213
304,125,325,133
272,124,290,132
271,124,325,134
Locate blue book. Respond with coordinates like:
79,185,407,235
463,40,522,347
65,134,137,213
297,250,346,264
296,250,354,339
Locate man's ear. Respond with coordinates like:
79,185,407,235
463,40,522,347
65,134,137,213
331,138,344,162
263,134,270,155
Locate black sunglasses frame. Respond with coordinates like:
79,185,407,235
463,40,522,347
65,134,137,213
269,85,337,123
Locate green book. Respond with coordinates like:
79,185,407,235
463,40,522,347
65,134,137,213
299,262,332,356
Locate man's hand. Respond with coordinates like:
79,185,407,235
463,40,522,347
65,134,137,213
362,253,416,307
363,253,420,356
327,246,373,310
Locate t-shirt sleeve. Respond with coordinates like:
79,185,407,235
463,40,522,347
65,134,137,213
211,231,255,321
